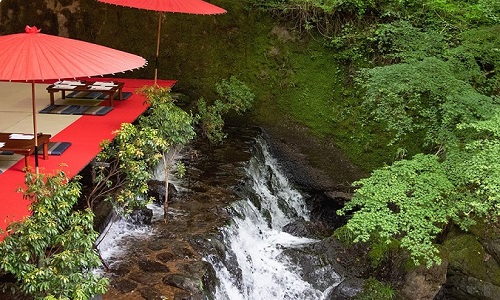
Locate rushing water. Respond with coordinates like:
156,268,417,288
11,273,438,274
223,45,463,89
207,138,341,299
94,132,343,299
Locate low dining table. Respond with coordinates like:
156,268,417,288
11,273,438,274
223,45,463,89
46,80,125,106
0,133,51,169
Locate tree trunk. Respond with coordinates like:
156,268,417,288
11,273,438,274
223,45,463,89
163,158,170,223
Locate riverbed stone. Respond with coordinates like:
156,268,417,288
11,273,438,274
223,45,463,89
400,261,448,300
138,259,170,273
147,180,178,205
109,264,131,276
138,286,164,300
129,271,162,286
113,279,137,293
441,272,500,300
282,220,332,239
128,207,153,225
328,277,365,299
162,274,200,293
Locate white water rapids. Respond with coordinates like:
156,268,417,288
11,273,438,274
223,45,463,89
207,138,340,299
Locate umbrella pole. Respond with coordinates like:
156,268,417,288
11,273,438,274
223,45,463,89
31,82,39,174
154,12,163,87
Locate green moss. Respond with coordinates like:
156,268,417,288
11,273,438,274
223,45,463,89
355,277,396,300
443,233,500,286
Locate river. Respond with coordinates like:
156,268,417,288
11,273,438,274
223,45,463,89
98,127,347,299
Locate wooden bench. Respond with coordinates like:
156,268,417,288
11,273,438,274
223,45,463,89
0,133,51,169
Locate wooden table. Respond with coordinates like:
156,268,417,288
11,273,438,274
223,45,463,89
46,81,125,107
0,133,51,169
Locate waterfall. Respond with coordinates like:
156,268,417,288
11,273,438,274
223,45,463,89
207,138,341,300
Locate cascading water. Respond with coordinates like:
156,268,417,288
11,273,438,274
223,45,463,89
207,138,342,300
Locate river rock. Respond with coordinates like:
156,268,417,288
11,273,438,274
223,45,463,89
138,286,164,300
439,272,500,300
400,261,448,300
282,220,332,239
113,279,137,293
436,232,500,300
147,179,178,205
137,259,170,273
325,277,365,299
306,191,349,229
162,274,201,293
127,207,153,225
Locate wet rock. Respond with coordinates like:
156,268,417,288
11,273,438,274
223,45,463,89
129,272,162,286
113,279,137,293
109,264,131,276
139,287,164,300
147,237,172,251
261,127,367,193
437,232,500,300
326,277,364,299
157,251,177,263
147,180,178,205
306,192,348,230
439,273,500,300
482,239,500,265
162,274,200,293
201,261,219,298
138,259,170,273
93,199,114,233
127,207,153,225
282,220,332,239
281,246,345,291
400,262,448,300
173,290,200,300
176,261,211,275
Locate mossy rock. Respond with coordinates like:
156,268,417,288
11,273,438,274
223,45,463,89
442,233,500,286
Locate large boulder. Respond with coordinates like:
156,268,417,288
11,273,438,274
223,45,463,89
437,232,500,300
400,261,448,300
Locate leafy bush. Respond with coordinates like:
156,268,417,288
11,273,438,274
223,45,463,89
198,77,255,144
372,21,448,62
215,76,255,114
338,154,454,266
338,106,500,267
0,171,108,300
357,57,495,147
90,123,165,214
139,86,196,221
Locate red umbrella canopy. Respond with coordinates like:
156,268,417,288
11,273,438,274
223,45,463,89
97,0,226,14
0,26,147,81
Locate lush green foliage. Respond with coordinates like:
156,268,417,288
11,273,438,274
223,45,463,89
0,171,108,299
338,154,454,266
198,76,255,144
358,57,496,147
354,277,396,300
215,76,255,114
139,86,197,220
89,123,165,214
139,87,197,148
312,0,500,268
339,102,500,267
197,98,227,143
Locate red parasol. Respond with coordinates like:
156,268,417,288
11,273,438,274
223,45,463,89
0,25,147,172
97,0,226,85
